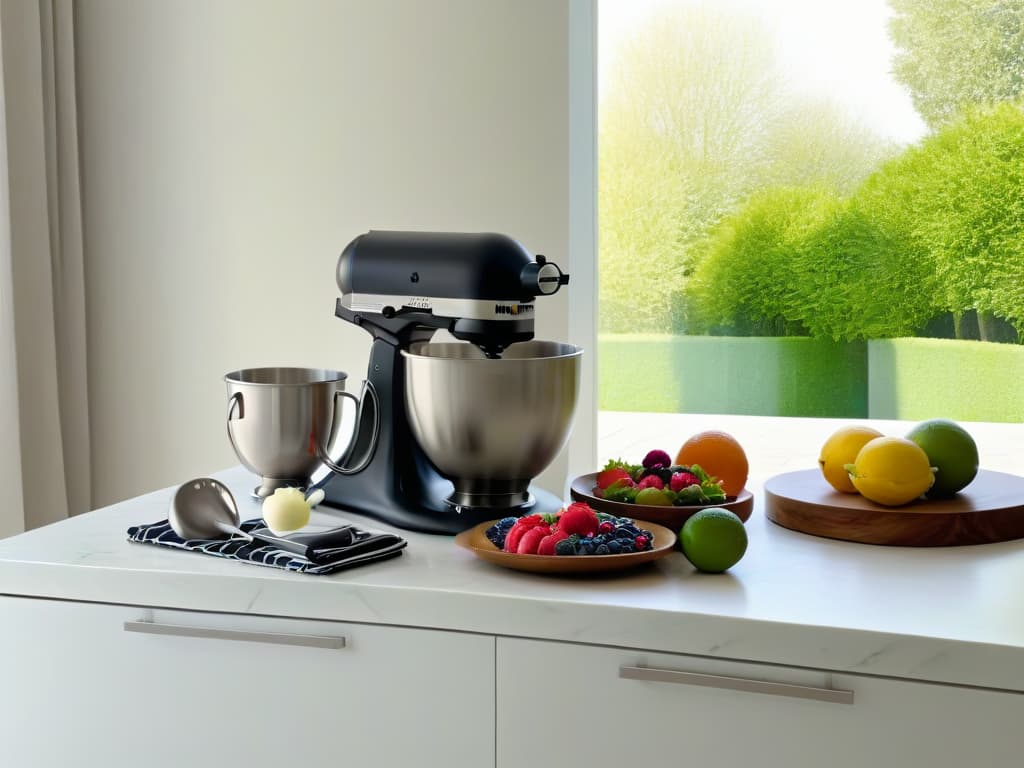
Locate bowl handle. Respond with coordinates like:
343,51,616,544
227,392,244,420
318,381,380,476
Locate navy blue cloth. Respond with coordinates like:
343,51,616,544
127,518,406,575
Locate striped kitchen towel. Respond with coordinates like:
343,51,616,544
127,518,406,575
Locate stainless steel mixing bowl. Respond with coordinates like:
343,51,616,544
402,340,582,510
224,367,372,498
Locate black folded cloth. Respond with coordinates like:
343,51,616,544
126,518,407,575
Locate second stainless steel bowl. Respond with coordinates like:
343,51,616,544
402,341,582,509
225,367,360,498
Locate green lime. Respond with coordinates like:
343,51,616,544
635,487,672,506
679,508,747,573
906,419,979,498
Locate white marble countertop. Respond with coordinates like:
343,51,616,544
3,415,1024,693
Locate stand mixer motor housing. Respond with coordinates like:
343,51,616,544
323,230,577,534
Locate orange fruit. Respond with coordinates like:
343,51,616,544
675,431,749,496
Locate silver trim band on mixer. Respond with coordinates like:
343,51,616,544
341,292,536,321
619,665,854,704
123,621,347,649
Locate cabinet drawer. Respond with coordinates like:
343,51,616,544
0,596,494,767
497,637,1023,768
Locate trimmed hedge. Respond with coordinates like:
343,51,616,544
599,335,867,416
600,335,1024,422
869,338,1024,422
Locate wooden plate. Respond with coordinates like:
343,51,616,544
454,519,677,575
765,468,1024,546
570,473,754,530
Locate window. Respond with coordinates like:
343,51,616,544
597,0,1024,428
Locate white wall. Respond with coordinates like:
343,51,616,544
76,0,581,507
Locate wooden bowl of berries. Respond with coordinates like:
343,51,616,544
453,502,676,575
570,448,754,531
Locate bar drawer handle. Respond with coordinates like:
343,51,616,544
619,665,853,705
124,621,346,650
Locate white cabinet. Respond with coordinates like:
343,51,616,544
496,637,1024,768
0,596,494,768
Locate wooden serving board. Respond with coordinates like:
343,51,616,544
765,469,1024,547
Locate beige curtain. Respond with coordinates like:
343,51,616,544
0,0,89,536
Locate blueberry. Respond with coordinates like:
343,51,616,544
555,539,576,556
577,542,594,555
595,544,610,555
620,544,635,554
607,540,622,554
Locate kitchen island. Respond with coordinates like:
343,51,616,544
2,423,1024,766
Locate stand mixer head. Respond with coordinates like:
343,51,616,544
321,230,580,534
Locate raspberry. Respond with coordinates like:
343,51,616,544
634,534,650,550
670,472,701,493
638,475,664,491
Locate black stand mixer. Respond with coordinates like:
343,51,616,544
321,231,579,534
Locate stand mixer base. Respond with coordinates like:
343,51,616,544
320,484,565,535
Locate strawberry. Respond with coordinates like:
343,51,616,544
638,475,664,491
558,503,599,537
596,467,633,490
503,515,546,552
516,525,551,555
537,529,569,556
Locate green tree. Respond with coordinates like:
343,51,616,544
600,8,783,333
758,99,895,195
687,184,939,341
889,0,1024,129
600,8,891,333
856,102,1024,337
686,187,838,337
689,102,1024,342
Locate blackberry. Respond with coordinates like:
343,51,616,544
641,466,673,485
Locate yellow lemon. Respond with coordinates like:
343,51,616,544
818,426,884,493
844,436,936,506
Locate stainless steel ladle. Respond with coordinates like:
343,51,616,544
169,477,254,541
